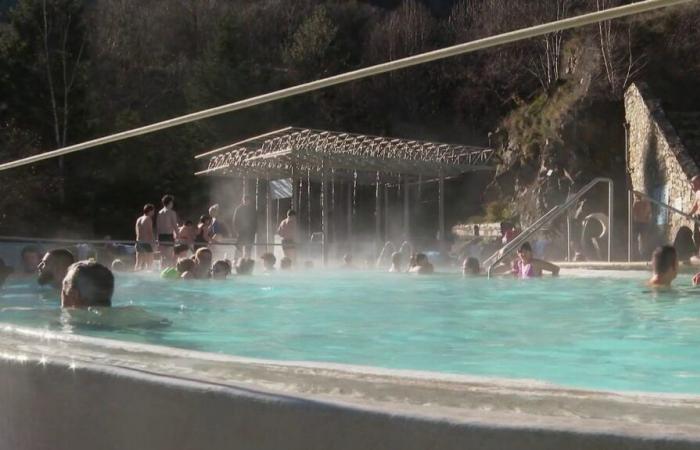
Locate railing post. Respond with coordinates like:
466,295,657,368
608,179,614,262
628,189,633,262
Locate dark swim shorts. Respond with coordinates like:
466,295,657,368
135,242,153,253
158,234,174,246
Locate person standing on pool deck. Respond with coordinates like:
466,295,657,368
511,242,559,279
632,193,652,260
277,209,297,263
649,245,678,288
157,195,179,267
232,195,257,259
135,204,156,271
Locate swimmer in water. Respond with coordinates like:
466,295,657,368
260,253,276,272
388,252,402,273
649,245,678,288
511,242,559,279
211,260,232,280
194,247,213,279
61,261,114,308
176,258,196,279
280,257,292,270
341,254,356,270
37,248,76,290
462,257,480,276
235,258,255,275
408,253,434,274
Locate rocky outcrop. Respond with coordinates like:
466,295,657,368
625,82,700,244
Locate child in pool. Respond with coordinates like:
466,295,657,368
511,242,559,279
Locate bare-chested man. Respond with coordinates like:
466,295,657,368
632,193,652,260
157,195,179,267
135,204,156,271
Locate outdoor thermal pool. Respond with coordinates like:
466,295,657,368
2,269,700,396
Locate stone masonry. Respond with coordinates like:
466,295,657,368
625,82,700,244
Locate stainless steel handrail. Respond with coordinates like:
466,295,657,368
485,177,613,277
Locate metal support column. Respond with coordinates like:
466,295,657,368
266,180,272,253
566,213,572,261
608,181,614,262
321,165,329,267
384,184,389,242
403,178,410,240
375,172,381,255
438,174,445,253
347,182,353,253
628,189,633,262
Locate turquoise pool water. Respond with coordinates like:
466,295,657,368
2,270,700,394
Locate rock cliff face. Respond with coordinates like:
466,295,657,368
484,36,627,241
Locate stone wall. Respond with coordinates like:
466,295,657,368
624,82,700,244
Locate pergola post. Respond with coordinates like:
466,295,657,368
375,172,381,255
266,180,272,253
384,184,389,243
347,181,353,254
321,164,329,267
403,177,410,242
254,178,260,259
438,173,446,255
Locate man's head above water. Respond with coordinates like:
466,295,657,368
37,248,75,289
61,260,114,308
649,245,678,287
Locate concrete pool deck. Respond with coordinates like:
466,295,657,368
1,324,699,449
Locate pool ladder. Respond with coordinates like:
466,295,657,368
484,177,614,277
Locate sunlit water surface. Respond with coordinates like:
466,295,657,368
2,270,700,395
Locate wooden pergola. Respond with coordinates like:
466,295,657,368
195,127,496,263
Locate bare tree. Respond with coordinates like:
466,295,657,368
595,0,645,98
39,0,86,202
525,0,574,91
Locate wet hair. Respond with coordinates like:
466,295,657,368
212,259,232,276
208,204,219,215
236,258,255,275
184,220,193,226
143,204,155,215
199,214,211,225
415,253,428,264
195,247,212,262
21,245,41,258
518,242,533,253
280,257,292,270
174,244,190,257
652,245,678,275
343,254,352,263
391,252,401,265
463,257,480,275
287,209,296,217
64,261,114,307
49,248,76,268
176,258,196,274
261,252,276,265
162,195,174,207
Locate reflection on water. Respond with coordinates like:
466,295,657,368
1,270,700,394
